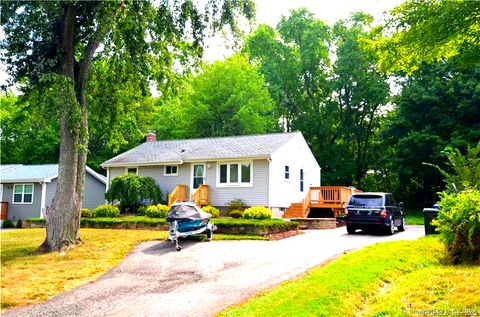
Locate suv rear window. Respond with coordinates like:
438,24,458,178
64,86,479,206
349,195,383,207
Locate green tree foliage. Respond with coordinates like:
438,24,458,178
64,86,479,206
384,62,480,204
0,93,60,164
245,10,389,186
151,55,277,139
330,13,390,187
426,143,480,193
367,0,480,73
1,0,254,252
435,190,480,263
245,9,330,133
105,174,162,213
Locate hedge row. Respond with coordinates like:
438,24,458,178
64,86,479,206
24,217,299,235
211,218,299,235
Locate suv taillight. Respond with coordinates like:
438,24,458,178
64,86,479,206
379,210,389,218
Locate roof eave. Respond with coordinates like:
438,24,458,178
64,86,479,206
100,155,271,168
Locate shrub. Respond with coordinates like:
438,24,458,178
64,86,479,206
137,205,147,216
105,174,163,213
228,209,243,219
202,205,220,218
227,198,247,213
2,219,14,228
243,206,272,220
92,204,120,218
24,218,46,224
435,190,480,263
16,219,22,228
81,208,91,218
145,204,169,218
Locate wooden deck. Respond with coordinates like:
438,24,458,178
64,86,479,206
283,186,361,219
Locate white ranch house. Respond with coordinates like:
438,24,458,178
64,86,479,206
101,132,321,217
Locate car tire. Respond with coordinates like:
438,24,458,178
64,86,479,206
386,219,395,235
347,225,356,234
397,216,406,232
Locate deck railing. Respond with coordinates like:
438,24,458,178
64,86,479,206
309,186,357,206
191,184,209,206
168,184,188,206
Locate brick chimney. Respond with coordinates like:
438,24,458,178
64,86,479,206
146,131,156,142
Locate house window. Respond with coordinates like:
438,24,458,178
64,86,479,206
285,166,290,180
126,167,138,175
164,165,178,176
218,162,252,186
13,184,34,204
300,169,304,192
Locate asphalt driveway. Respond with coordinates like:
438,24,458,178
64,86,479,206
5,226,424,317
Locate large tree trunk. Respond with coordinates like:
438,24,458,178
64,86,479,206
39,3,111,252
40,5,84,252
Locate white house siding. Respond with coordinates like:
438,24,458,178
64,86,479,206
138,165,191,198
205,159,269,208
109,167,125,181
269,134,321,209
2,182,43,220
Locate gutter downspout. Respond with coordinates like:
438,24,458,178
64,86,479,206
106,167,110,192
267,156,272,212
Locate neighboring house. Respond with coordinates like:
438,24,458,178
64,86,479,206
0,164,107,221
101,132,321,217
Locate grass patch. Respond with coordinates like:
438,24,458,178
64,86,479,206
0,228,167,310
218,236,480,317
405,208,424,225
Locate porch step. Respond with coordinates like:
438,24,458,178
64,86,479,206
284,203,307,218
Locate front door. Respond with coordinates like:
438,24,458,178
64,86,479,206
192,164,206,192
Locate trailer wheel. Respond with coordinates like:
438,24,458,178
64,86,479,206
176,245,182,251
206,229,212,241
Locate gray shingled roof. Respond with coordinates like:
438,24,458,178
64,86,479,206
0,164,107,184
102,132,301,166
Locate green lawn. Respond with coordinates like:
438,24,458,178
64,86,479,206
218,236,480,317
0,228,267,310
1,228,166,310
405,208,424,225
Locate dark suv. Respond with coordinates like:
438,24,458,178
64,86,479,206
345,192,405,235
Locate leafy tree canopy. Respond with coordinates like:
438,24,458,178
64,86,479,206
1,0,255,252
151,54,277,139
366,0,480,73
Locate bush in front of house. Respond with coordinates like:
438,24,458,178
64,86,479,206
137,205,147,216
2,219,14,228
105,174,163,213
435,189,480,263
228,209,244,219
92,204,120,218
81,208,92,218
242,206,272,220
227,198,247,213
202,205,220,218
16,219,22,228
145,204,169,218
